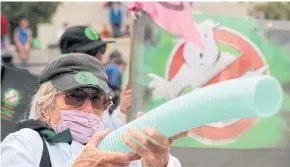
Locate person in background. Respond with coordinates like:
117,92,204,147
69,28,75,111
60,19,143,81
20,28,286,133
105,57,126,114
121,24,131,37
108,49,122,62
110,2,122,38
105,57,126,91
59,25,128,128
59,25,111,64
100,24,112,38
57,22,69,42
13,16,32,66
1,13,9,49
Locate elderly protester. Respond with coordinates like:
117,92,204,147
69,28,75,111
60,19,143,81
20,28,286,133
1,53,183,167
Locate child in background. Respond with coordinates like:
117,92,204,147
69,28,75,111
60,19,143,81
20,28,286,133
13,16,32,67
110,2,122,38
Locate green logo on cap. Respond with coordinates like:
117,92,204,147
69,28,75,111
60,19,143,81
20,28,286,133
84,27,100,40
75,71,99,85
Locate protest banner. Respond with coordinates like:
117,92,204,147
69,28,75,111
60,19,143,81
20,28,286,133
126,12,290,166
1,64,38,140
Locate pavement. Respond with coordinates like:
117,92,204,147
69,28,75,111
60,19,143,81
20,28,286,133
171,147,290,167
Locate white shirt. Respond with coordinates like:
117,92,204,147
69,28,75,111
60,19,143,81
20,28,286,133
1,108,182,167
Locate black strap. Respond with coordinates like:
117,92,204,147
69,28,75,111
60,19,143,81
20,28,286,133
16,120,52,167
39,136,52,167
15,120,73,167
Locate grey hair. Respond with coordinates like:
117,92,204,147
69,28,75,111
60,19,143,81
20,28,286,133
29,81,59,123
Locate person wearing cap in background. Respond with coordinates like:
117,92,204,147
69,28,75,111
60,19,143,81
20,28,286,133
59,25,112,64
59,25,130,129
1,54,184,167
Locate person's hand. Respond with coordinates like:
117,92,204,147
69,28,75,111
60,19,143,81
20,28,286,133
122,112,188,167
73,129,141,167
119,89,132,114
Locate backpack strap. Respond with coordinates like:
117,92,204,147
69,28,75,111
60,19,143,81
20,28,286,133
16,120,52,167
15,119,73,167
39,135,52,167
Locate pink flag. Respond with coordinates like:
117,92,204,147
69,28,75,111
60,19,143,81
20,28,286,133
128,2,204,50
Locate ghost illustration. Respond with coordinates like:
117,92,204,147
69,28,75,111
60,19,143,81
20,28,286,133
148,19,268,100
148,19,269,142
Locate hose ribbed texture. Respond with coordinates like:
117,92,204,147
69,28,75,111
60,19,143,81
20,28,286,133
97,76,283,152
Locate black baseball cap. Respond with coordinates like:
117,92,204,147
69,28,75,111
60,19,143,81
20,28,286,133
59,26,114,54
38,53,110,94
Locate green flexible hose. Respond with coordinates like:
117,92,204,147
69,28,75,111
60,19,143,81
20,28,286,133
97,75,283,152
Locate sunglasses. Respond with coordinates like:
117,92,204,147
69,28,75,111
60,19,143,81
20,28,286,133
64,88,112,110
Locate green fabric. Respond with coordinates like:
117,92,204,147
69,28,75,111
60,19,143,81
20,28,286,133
40,129,73,144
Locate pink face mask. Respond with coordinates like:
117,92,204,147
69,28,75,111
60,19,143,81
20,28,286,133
52,109,104,144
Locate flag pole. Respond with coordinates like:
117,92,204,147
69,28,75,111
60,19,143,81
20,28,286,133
126,18,135,89
126,11,137,123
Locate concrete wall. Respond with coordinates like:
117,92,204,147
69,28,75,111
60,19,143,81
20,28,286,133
192,2,251,17
38,2,131,48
